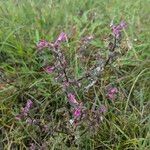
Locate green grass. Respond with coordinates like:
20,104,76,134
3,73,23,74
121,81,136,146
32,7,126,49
0,0,150,149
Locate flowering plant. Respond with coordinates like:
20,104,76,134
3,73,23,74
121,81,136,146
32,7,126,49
16,20,127,148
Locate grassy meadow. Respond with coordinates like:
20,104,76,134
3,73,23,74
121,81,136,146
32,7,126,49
0,0,150,149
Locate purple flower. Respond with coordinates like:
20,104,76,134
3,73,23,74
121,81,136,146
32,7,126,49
73,107,81,118
26,99,33,108
21,100,33,116
67,93,79,106
16,100,33,120
54,32,68,47
120,21,127,28
107,87,118,100
37,40,49,50
44,66,55,73
56,32,68,42
111,21,127,38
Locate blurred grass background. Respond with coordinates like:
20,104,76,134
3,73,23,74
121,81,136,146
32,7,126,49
0,0,150,149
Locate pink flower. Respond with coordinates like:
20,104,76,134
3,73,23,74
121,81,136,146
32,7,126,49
26,99,33,108
67,93,79,106
111,21,127,38
37,40,49,50
54,32,68,47
21,100,33,116
73,107,81,118
120,21,127,28
44,66,55,73
56,32,68,42
107,87,118,100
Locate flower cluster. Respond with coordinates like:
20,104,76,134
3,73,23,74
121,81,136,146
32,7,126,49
67,93,83,123
67,93,79,107
44,66,55,74
54,32,68,47
37,40,50,50
107,87,118,100
16,21,127,143
35,21,126,127
16,99,33,120
37,32,68,50
110,20,127,38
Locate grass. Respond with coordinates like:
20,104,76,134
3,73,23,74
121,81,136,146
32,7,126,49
0,0,150,149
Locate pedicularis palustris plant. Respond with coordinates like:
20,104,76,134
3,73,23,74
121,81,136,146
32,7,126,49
16,20,127,148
